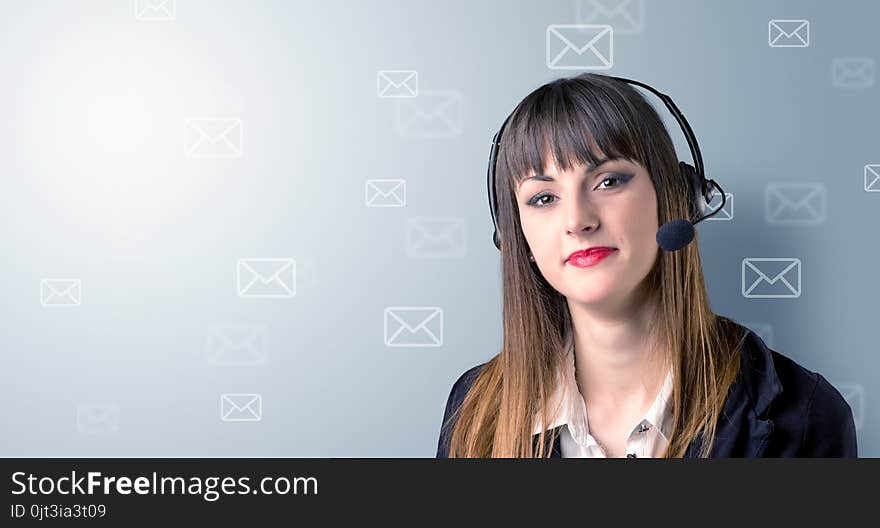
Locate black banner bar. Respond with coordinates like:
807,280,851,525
1,458,873,524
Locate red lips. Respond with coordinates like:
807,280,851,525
565,247,617,268
566,247,616,262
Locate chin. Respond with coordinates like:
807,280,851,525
563,285,616,304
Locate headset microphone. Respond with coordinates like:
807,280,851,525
656,218,697,252
487,76,727,253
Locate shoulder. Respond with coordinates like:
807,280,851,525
767,349,820,406
798,364,858,457
766,349,858,457
441,362,487,422
727,320,858,457
435,362,488,458
449,363,487,403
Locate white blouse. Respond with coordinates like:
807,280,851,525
531,331,675,458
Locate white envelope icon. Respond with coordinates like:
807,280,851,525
384,306,443,347
136,0,175,21
76,403,120,434
575,0,644,34
237,258,296,298
705,192,734,221
366,179,406,207
742,321,774,348
742,258,802,298
206,324,268,366
768,19,809,47
765,183,826,225
837,383,864,431
185,118,243,158
377,70,418,98
394,90,463,138
865,165,880,192
832,57,876,88
41,279,81,307
546,24,613,70
220,394,262,422
405,217,466,258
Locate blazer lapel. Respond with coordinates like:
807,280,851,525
533,426,564,458
686,329,782,458
551,429,562,457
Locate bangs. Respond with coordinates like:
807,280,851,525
499,79,645,187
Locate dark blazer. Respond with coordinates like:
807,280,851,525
436,323,858,457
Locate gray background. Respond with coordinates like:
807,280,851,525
0,0,876,456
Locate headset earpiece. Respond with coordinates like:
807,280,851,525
680,160,719,219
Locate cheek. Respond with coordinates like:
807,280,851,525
625,185,659,236
634,201,659,239
520,215,555,254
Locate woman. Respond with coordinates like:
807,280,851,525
436,73,857,458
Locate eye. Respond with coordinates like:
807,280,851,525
525,173,632,208
526,192,556,208
596,173,631,190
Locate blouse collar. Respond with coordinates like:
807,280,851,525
532,328,675,445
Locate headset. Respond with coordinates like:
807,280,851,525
487,75,727,253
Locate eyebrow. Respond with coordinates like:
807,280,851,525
517,157,622,189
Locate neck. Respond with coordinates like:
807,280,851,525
566,290,666,413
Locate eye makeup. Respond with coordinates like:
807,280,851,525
524,172,633,208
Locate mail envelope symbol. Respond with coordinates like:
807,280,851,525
206,324,268,366
384,306,443,347
742,258,802,298
705,192,734,221
576,0,644,34
742,322,774,349
366,179,406,207
405,217,466,258
237,258,296,298
136,0,175,21
546,24,613,70
394,90,463,138
41,279,81,307
76,403,120,434
837,383,865,430
185,118,242,158
765,183,826,225
377,70,418,98
768,19,809,47
220,394,262,422
833,57,876,88
865,165,880,192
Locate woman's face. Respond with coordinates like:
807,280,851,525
515,151,660,310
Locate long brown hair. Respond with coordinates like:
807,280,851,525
445,73,748,458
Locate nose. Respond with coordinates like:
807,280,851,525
564,190,599,237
